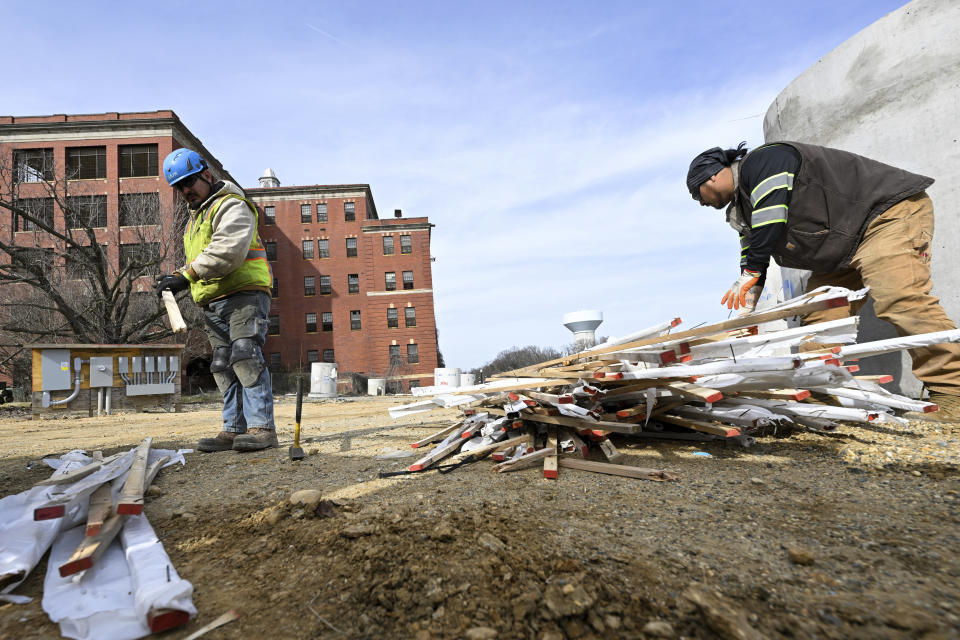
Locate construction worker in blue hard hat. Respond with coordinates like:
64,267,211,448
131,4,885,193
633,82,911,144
155,148,278,451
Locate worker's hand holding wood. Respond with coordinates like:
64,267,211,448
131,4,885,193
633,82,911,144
721,270,761,311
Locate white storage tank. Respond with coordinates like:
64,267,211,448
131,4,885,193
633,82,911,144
433,368,461,388
308,362,338,399
367,378,386,396
459,373,476,387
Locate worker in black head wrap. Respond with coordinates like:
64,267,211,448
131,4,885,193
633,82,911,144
683,139,960,421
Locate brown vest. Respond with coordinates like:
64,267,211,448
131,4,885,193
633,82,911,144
737,142,933,272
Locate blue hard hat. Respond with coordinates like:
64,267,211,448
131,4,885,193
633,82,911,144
163,149,208,186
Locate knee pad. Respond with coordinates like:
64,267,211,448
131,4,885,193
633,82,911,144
209,346,231,373
212,369,237,394
230,337,265,388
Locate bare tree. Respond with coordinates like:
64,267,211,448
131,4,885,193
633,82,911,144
0,150,197,378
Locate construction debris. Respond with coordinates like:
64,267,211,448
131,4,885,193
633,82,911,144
0,442,194,638
389,287,960,479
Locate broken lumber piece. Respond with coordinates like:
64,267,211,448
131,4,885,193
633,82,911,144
484,406,640,435
494,447,553,473
543,432,558,479
597,438,625,464
558,458,678,481
664,382,724,404
33,452,123,487
85,482,113,536
656,414,741,438
408,422,473,471
410,420,464,448
59,511,124,577
117,437,153,515
161,290,188,333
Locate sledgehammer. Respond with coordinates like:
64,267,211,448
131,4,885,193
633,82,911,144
289,376,306,461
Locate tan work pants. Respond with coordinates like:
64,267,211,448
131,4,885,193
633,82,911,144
801,192,960,396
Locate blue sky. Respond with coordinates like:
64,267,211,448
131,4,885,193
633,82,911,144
4,0,909,369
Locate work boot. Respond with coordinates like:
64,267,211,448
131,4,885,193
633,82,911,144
903,392,960,423
232,428,279,451
197,431,238,452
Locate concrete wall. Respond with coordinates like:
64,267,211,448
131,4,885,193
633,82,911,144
763,0,960,396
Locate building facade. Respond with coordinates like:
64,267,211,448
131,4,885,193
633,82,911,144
0,111,440,392
247,178,439,391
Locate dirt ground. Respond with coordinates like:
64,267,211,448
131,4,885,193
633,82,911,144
1,397,958,640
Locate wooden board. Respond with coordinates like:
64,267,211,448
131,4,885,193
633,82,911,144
410,420,464,448
494,447,553,473
495,295,849,377
33,453,123,486
59,512,124,576
664,382,724,404
484,407,640,435
597,438,625,464
85,482,113,536
117,437,152,515
408,423,471,471
162,290,187,333
558,458,679,481
656,413,740,437
543,432,558,479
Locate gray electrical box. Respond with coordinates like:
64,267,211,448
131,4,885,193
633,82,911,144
41,349,72,391
89,357,113,388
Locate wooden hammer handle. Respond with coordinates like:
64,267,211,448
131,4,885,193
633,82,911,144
161,290,187,333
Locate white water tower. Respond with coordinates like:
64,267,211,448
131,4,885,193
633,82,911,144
563,310,603,351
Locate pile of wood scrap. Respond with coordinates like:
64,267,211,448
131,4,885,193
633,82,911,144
0,439,196,639
389,287,960,479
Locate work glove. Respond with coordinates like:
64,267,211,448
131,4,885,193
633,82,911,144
721,270,761,311
154,273,190,298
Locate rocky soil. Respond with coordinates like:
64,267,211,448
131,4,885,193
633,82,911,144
0,397,958,639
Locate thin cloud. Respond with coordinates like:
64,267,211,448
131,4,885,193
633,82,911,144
305,22,356,50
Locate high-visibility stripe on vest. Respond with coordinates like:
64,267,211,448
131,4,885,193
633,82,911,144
751,204,788,228
183,193,273,305
750,171,794,207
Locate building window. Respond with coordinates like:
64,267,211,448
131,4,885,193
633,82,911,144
14,148,54,183
344,202,355,221
302,239,314,259
382,236,394,255
409,380,420,390
346,238,357,257
271,277,278,298
387,308,398,328
389,344,402,365
347,273,359,294
118,192,160,226
65,195,107,228
307,350,319,363
301,204,312,223
66,146,106,180
385,272,396,291
269,315,280,335
323,349,335,363
14,247,55,276
317,203,327,222
321,312,333,331
319,275,332,295
118,144,158,178
304,276,315,296
350,310,362,330
66,245,101,279
400,235,412,254
14,197,54,231
119,242,160,272
264,206,276,225
405,307,416,327
317,238,329,258
407,343,419,364
265,241,278,261
305,312,317,333
269,352,282,371
402,271,414,290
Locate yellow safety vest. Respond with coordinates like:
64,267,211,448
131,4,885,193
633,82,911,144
183,194,272,305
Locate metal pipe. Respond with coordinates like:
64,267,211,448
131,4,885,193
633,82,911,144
105,387,112,415
42,357,83,408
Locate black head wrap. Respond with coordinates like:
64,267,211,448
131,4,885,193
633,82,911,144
686,142,748,200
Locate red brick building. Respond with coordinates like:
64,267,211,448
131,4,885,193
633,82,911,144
0,110,440,392
248,176,439,390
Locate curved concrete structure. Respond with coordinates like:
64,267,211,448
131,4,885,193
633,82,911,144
763,0,960,395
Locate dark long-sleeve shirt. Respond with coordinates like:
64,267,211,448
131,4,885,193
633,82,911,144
737,144,801,278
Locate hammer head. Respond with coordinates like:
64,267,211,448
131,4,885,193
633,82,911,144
288,445,306,461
